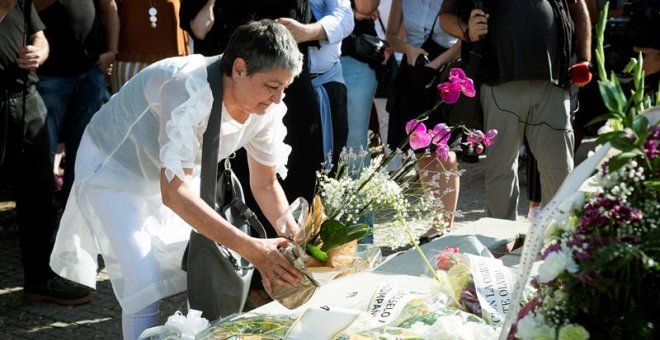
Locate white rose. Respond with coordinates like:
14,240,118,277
516,314,555,340
538,247,578,283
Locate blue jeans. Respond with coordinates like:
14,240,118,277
341,56,377,170
37,67,107,204
341,56,377,242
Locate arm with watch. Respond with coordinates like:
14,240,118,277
98,0,119,73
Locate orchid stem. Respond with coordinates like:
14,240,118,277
397,212,443,284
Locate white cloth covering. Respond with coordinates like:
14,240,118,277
49,54,291,314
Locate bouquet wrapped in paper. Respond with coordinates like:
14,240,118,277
434,245,523,326
270,197,381,309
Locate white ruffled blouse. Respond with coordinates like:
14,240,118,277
49,55,291,314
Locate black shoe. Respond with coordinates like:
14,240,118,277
24,276,92,306
418,233,441,245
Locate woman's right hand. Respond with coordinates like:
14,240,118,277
243,237,303,294
405,45,427,66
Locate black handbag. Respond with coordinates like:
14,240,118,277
374,17,397,99
351,33,390,64
181,56,267,321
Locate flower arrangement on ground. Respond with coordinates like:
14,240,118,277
512,6,660,339
270,67,497,308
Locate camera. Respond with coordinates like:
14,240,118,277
603,0,658,75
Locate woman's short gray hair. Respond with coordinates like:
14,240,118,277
221,19,303,78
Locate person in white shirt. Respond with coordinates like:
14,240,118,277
49,20,304,340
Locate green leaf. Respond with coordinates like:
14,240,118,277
347,223,370,242
632,115,649,136
608,136,637,152
643,180,660,191
306,244,328,262
319,219,348,252
598,77,627,114
595,130,626,145
586,113,615,127
608,152,640,173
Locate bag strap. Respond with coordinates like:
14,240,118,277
377,16,386,35
201,56,223,207
202,56,267,239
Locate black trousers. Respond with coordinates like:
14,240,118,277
0,86,57,286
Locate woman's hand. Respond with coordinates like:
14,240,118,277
404,44,427,66
243,237,303,294
467,9,489,42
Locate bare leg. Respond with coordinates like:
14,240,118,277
417,151,460,232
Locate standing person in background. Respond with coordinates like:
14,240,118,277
0,0,91,305
386,0,461,234
340,0,379,243
440,0,592,220
281,0,353,165
34,0,119,210
111,0,189,93
372,0,394,148
340,0,379,167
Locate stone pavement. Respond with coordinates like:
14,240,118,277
0,140,594,339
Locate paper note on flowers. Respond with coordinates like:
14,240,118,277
368,282,418,324
466,254,513,325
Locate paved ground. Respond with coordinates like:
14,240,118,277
0,140,594,339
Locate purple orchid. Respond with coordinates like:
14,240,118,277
438,82,462,104
430,123,451,145
406,120,431,150
465,129,497,154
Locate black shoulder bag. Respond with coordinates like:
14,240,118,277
181,56,267,321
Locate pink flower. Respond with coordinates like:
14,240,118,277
430,123,451,146
462,78,476,98
475,144,484,154
467,130,485,146
484,129,498,146
435,143,450,160
406,120,431,150
405,119,423,134
448,68,468,84
447,68,476,98
438,82,462,104
436,247,460,270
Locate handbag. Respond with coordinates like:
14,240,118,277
351,33,389,64
181,55,267,321
374,17,397,99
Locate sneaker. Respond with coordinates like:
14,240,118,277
24,276,92,306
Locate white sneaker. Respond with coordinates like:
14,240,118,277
527,207,541,221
